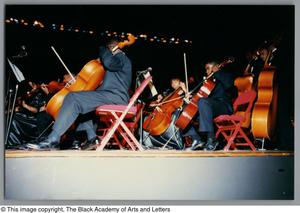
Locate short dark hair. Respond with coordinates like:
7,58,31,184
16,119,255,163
170,77,181,84
106,38,119,47
205,60,219,66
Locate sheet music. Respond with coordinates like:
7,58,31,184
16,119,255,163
7,58,25,82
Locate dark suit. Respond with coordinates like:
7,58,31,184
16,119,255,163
51,47,132,140
197,69,234,133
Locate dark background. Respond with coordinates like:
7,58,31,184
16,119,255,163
4,5,294,149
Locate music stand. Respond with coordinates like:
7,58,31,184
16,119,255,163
5,58,25,146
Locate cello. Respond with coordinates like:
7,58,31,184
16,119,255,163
142,53,192,136
175,58,234,130
251,44,279,139
233,50,258,94
46,34,136,119
142,87,185,136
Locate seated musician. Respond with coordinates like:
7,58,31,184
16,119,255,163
170,78,204,148
26,38,132,150
144,77,202,150
149,78,187,107
189,60,235,151
6,73,76,149
6,81,53,149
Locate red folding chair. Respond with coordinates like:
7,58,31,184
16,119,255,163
214,90,257,151
97,102,145,149
95,76,152,151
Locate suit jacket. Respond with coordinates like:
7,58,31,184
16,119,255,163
97,46,132,104
210,69,235,105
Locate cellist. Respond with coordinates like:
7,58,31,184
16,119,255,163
189,60,235,151
27,38,133,150
144,77,202,150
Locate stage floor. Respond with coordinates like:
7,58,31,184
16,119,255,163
5,149,294,158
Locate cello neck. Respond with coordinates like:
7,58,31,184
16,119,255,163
112,33,136,52
263,47,277,68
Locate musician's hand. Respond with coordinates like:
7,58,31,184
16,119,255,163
39,105,46,112
22,101,37,113
179,82,185,88
157,94,163,102
40,83,49,95
149,94,163,107
179,82,187,93
21,100,27,108
185,93,191,100
155,106,163,112
183,97,191,104
15,106,21,112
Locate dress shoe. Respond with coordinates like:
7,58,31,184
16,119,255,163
203,138,219,151
26,138,59,150
186,139,206,151
81,137,100,150
70,140,81,150
17,144,29,150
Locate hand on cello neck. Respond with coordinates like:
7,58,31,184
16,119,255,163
111,33,136,52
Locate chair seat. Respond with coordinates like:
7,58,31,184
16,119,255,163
96,105,137,115
214,90,257,151
214,114,244,123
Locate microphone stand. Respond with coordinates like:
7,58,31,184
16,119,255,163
5,89,13,129
5,84,19,146
5,56,26,146
135,72,144,145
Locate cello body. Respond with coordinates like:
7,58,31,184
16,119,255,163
46,34,135,119
251,67,278,139
175,79,215,130
142,88,184,136
46,59,105,118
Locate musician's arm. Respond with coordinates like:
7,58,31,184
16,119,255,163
179,82,187,94
243,64,251,75
22,101,38,113
98,46,123,72
214,71,234,89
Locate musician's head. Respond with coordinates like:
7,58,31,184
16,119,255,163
205,60,219,76
63,73,74,83
28,81,38,90
258,48,268,61
106,39,119,51
170,78,181,90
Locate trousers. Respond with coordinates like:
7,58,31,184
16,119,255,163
198,97,233,133
52,90,127,140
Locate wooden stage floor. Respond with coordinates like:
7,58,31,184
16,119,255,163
5,149,294,158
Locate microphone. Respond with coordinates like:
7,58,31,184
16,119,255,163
137,67,152,74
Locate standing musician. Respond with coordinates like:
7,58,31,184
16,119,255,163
27,38,132,150
190,60,235,151
243,47,272,87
